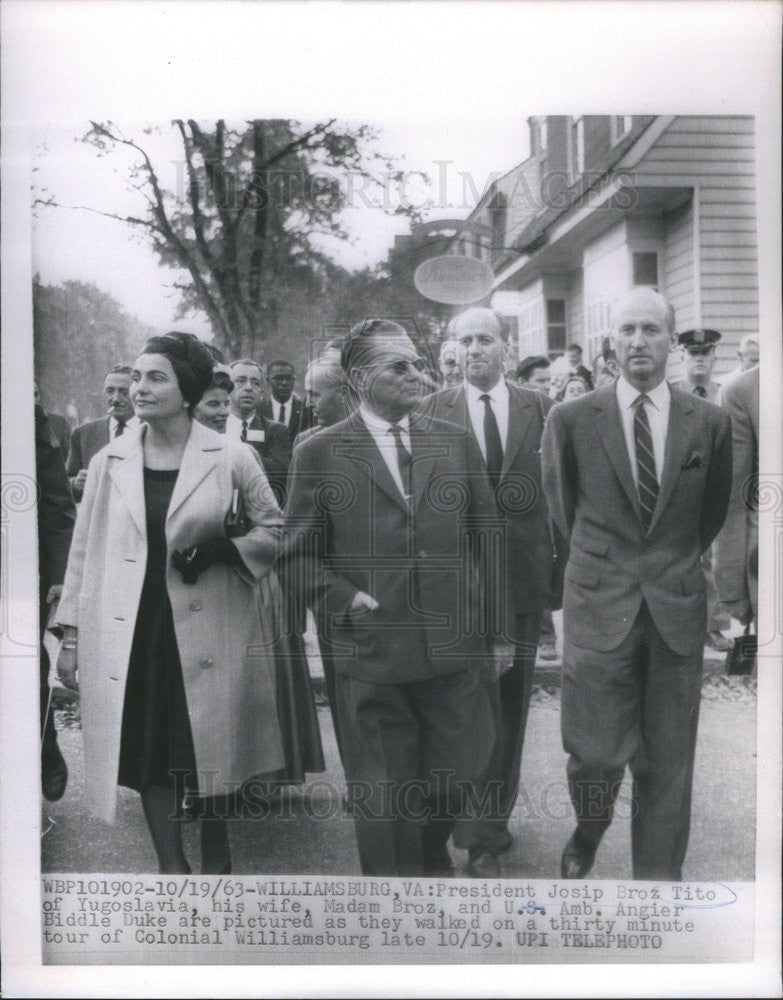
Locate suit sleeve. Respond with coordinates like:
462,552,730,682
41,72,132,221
279,439,358,624
713,383,754,602
36,410,76,589
541,403,577,542
260,422,292,507
700,407,733,553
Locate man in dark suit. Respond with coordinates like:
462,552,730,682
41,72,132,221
714,366,759,625
283,320,496,877
67,365,138,500
227,359,292,506
36,404,76,800
542,287,732,881
34,379,71,459
423,308,561,875
260,360,306,438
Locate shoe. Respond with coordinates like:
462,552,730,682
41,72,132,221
560,830,597,879
706,630,732,652
42,748,68,802
538,642,557,661
465,848,501,878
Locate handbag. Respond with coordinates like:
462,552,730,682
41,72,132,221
224,482,251,539
726,625,757,676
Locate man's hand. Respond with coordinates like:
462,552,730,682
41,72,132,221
349,591,379,614
73,469,88,495
721,598,753,627
46,585,63,605
490,642,515,681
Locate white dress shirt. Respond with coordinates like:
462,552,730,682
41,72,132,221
359,405,411,501
615,375,670,488
272,397,291,426
110,415,139,438
226,412,251,439
465,378,509,462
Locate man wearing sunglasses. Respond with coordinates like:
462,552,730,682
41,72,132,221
283,319,496,878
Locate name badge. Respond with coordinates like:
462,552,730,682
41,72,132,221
246,429,265,443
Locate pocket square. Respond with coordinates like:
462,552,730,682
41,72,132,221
681,453,702,470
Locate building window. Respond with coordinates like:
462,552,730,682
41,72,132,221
571,118,585,178
539,119,548,154
611,115,633,144
547,299,567,356
632,251,659,288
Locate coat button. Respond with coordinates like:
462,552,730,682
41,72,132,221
190,600,203,611
200,658,214,669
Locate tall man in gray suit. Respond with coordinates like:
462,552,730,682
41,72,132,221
67,365,138,500
422,308,560,875
542,287,732,881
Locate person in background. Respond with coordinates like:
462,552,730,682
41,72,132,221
670,328,731,652
549,343,594,393
515,355,551,395
425,307,560,876
715,334,759,387
56,333,285,874
283,319,496,877
227,359,292,506
558,375,590,402
295,352,358,448
438,340,463,387
67,365,139,501
260,360,305,439
542,287,731,881
36,403,76,802
591,337,620,390
194,364,325,796
714,365,759,631
34,379,71,459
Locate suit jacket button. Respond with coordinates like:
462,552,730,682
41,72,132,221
200,657,214,669
190,600,203,611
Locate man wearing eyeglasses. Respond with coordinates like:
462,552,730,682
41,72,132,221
260,360,306,439
282,319,496,878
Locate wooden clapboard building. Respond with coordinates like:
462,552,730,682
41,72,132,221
450,116,758,376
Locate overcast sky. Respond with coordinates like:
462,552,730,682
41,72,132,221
32,118,530,337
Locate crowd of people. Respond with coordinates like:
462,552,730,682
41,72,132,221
35,286,758,880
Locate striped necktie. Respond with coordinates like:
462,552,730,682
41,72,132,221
388,423,412,502
633,394,659,531
279,403,286,423
114,420,125,438
241,420,248,442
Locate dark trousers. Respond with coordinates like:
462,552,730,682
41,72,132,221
335,667,494,877
453,613,541,852
561,601,703,880
539,608,556,643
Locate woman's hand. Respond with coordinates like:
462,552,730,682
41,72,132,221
172,537,240,584
56,628,79,690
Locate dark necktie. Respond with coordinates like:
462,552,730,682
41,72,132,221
479,393,503,489
633,394,659,531
241,420,248,442
114,420,125,438
279,403,286,424
388,424,412,502
693,385,707,399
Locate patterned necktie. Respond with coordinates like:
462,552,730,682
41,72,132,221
633,394,659,531
241,420,248,442
479,393,503,489
279,403,286,423
114,420,125,438
388,424,412,502
693,385,707,399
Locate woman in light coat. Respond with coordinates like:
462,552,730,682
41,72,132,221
56,333,284,874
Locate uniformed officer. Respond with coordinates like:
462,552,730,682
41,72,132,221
671,328,722,402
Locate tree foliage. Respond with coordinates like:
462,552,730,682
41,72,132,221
33,277,154,422
45,120,426,360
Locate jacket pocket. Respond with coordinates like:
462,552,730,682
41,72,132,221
575,536,610,557
566,564,600,590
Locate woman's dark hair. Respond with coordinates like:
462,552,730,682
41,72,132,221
209,369,234,394
141,332,214,410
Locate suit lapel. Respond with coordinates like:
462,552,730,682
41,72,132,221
592,387,644,525
107,427,146,537
647,389,696,534
340,413,410,513
501,385,537,478
166,421,222,522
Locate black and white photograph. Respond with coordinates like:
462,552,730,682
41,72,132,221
1,2,781,997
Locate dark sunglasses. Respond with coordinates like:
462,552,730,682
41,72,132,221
383,358,427,376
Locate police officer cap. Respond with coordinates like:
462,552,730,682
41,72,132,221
678,328,721,348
